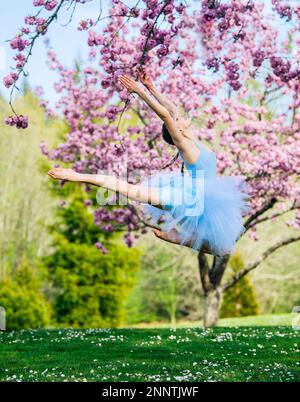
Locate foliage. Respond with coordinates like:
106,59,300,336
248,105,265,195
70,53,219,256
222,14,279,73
220,251,259,318
43,186,140,327
0,258,51,330
0,93,61,279
125,237,204,324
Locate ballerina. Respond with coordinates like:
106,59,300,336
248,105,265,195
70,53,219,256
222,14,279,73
48,70,250,257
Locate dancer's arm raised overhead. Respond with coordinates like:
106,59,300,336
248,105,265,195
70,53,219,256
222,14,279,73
119,75,199,164
139,69,179,117
119,75,172,121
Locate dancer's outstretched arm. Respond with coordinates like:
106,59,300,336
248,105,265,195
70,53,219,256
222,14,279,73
48,168,162,206
139,69,179,117
119,75,199,163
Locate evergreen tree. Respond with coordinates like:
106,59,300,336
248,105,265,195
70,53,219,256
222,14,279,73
43,183,140,327
0,258,51,330
220,251,259,318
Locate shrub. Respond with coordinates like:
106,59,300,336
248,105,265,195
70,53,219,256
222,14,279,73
0,260,51,330
44,187,140,328
220,251,259,318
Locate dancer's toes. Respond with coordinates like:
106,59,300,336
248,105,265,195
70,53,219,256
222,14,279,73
47,168,80,181
152,228,180,244
152,228,165,240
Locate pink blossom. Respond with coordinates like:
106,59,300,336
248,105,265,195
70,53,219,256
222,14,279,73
5,114,28,129
10,36,29,51
3,72,18,88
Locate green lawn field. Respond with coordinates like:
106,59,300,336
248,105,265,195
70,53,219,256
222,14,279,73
129,313,295,329
0,324,299,382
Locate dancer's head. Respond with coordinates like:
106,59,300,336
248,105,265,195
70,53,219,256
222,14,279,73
162,123,175,146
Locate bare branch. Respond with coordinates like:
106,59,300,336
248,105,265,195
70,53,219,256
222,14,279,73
132,108,149,126
243,197,277,230
246,203,297,231
222,234,300,291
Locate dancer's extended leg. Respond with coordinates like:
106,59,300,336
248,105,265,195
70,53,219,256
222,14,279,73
48,168,162,207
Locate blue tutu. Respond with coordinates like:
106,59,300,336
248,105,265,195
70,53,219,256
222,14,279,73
141,143,251,256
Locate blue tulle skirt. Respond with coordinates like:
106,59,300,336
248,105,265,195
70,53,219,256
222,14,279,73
141,171,251,256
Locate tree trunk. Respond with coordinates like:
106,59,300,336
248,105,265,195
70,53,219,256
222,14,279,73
198,252,229,327
203,288,221,327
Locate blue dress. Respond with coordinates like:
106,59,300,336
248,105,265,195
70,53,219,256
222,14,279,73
142,142,251,256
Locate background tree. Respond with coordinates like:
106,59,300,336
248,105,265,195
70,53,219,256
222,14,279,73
220,251,259,318
4,0,300,326
126,237,204,325
0,258,51,330
43,183,140,327
0,92,61,279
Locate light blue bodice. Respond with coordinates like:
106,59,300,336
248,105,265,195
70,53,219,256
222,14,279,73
180,142,217,179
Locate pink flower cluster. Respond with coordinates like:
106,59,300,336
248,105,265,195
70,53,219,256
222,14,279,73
225,62,242,91
33,0,57,11
3,72,18,88
270,56,300,83
10,36,29,51
199,0,300,89
78,19,94,31
5,115,29,129
95,242,108,254
272,0,293,21
25,15,47,33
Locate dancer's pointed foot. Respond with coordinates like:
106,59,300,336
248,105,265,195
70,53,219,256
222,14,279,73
152,228,181,244
48,168,81,182
153,228,214,255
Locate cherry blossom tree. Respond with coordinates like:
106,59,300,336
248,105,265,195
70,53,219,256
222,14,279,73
4,0,300,326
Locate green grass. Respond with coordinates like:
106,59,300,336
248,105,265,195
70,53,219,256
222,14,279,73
0,326,299,382
130,313,295,329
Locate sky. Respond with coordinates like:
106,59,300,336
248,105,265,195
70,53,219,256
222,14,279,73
0,0,109,106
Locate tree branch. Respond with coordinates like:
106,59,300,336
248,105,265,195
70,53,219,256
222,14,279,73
244,197,277,230
222,234,300,291
9,0,67,115
246,203,297,231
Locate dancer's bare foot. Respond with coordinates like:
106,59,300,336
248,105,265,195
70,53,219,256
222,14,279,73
48,168,81,182
153,228,214,255
153,228,181,244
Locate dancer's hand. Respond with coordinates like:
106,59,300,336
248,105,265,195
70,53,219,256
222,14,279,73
118,75,140,94
139,68,154,90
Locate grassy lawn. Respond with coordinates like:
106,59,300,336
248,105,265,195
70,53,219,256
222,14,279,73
0,326,299,382
129,313,295,328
